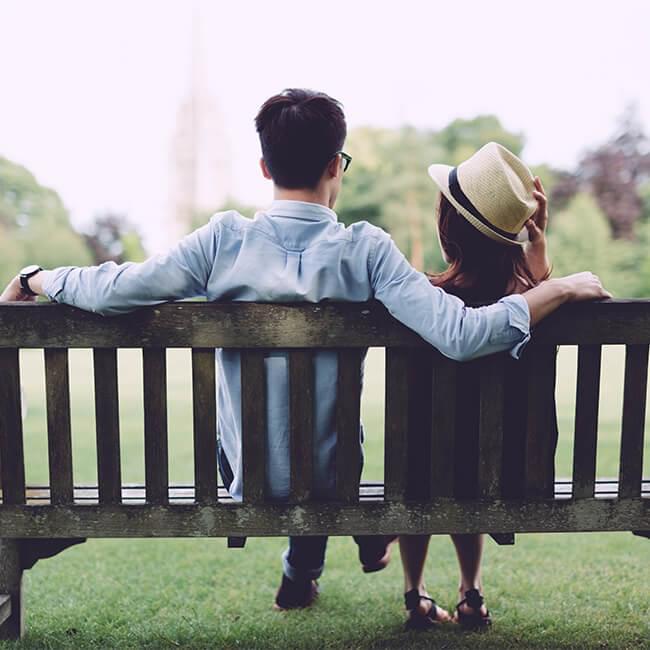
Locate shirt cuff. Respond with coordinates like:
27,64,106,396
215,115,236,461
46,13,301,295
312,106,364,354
40,268,68,302
498,293,531,359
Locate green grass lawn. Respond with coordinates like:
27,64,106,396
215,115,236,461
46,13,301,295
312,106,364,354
3,347,650,649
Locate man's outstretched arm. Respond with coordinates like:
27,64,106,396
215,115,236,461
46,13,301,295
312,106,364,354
0,221,219,312
369,230,610,362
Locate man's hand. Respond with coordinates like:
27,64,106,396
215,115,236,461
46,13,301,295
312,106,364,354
524,272,612,326
0,276,35,302
554,272,613,303
0,272,46,302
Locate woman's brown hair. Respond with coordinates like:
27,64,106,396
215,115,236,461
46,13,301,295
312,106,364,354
429,195,548,303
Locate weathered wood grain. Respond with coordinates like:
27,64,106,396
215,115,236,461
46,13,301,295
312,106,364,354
572,345,602,499
289,350,314,503
525,346,558,498
1,300,650,349
478,355,506,499
618,344,649,498
0,539,22,639
0,498,646,538
0,594,11,628
336,349,363,502
93,348,122,504
241,350,266,503
191,349,217,504
384,348,410,501
143,348,168,505
44,349,74,505
430,352,457,498
0,350,25,505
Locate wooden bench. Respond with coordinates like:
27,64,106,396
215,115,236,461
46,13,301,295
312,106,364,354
0,300,649,639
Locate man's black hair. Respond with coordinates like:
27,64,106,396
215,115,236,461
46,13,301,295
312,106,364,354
255,88,347,189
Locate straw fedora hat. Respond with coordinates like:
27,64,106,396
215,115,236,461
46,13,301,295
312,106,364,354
427,142,537,246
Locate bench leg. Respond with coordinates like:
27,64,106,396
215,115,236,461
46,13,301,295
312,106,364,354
632,530,650,539
489,533,515,546
0,539,24,640
227,537,247,548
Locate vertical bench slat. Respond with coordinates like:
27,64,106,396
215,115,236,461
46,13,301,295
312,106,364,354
93,348,122,504
241,350,266,503
430,352,457,498
336,349,363,502
477,354,505,499
44,348,74,505
384,348,410,501
618,344,649,498
289,350,314,503
525,346,558,498
143,348,169,505
572,344,602,499
192,349,217,504
0,349,25,505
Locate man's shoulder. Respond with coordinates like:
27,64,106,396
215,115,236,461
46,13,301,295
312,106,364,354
341,219,388,243
207,209,251,232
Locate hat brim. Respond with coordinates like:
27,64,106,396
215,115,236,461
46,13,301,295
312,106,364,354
427,164,528,247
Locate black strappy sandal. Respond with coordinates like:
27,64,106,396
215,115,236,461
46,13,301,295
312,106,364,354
404,589,445,630
455,588,492,630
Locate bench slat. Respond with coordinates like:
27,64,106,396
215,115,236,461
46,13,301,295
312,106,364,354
289,350,314,503
525,346,558,498
93,348,122,504
336,349,363,502
430,352,457,498
0,349,25,505
143,348,169,505
44,349,74,504
241,350,266,503
619,344,649,498
572,345,602,499
478,355,505,499
191,349,217,504
384,348,410,501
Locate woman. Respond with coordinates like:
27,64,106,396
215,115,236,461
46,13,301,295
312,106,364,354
400,142,555,630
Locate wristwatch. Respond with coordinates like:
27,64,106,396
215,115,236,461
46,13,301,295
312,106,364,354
19,265,43,296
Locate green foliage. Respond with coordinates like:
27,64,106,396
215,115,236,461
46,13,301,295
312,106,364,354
547,192,649,298
0,156,92,283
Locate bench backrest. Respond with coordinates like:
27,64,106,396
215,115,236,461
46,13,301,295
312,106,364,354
0,300,648,538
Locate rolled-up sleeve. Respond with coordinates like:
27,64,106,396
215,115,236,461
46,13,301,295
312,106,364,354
369,230,530,360
41,221,219,316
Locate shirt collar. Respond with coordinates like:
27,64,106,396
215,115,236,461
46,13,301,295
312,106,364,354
266,200,338,223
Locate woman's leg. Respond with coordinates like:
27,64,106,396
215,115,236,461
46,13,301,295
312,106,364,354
399,535,450,619
450,533,488,616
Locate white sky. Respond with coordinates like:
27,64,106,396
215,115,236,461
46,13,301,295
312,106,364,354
1,0,649,250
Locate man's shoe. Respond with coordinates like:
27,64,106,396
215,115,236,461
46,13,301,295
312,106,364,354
273,574,319,610
359,535,398,573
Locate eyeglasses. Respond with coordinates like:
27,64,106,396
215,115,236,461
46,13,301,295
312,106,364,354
336,151,352,173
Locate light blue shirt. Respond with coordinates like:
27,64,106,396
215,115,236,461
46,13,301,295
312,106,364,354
42,200,530,501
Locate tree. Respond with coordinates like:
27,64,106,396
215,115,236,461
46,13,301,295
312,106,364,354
557,105,650,240
0,156,92,283
83,212,146,264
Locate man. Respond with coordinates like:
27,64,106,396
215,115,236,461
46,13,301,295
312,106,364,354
1,88,610,609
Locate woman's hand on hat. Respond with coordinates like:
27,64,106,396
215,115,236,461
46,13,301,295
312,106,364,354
525,177,548,245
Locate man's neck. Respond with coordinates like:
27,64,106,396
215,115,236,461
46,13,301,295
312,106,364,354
273,186,333,209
